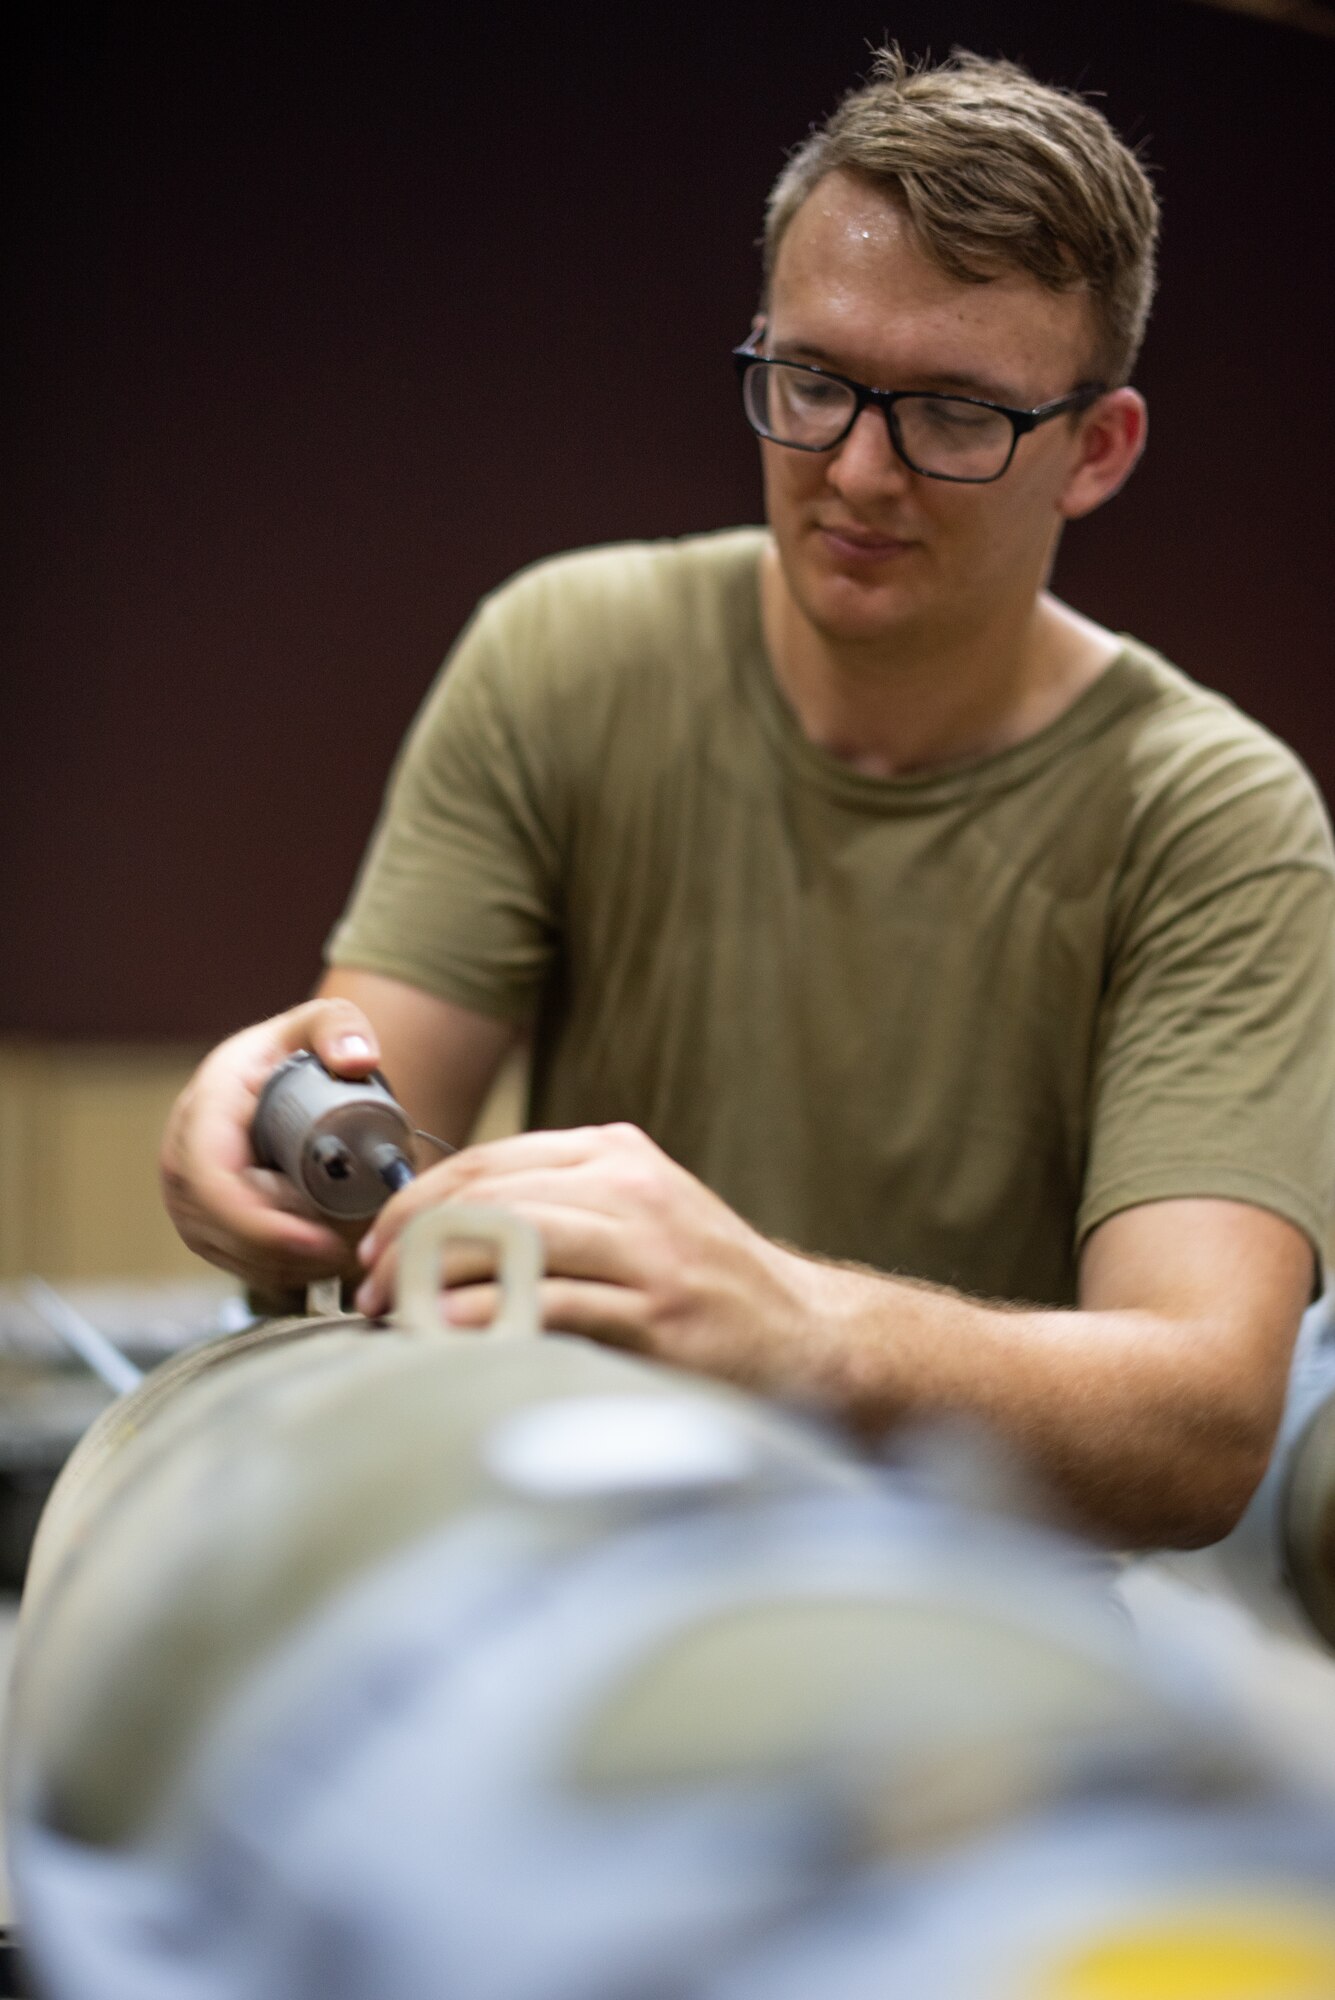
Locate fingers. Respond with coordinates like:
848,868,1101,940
352,1121,671,1321
421,1277,654,1348
178,1215,354,1292
358,1125,655,1265
425,1125,633,1185
356,1194,644,1319
160,997,384,1289
169,1156,353,1282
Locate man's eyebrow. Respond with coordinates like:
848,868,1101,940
769,339,1024,405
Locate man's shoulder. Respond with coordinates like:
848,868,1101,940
421,529,768,785
1110,638,1318,787
437,529,769,747
1100,638,1334,874
479,527,767,645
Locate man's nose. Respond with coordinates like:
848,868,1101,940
825,404,912,502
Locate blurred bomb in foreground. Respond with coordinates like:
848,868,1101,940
6,1208,1335,2000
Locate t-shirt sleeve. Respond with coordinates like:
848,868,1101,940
325,591,565,1022
1078,739,1335,1259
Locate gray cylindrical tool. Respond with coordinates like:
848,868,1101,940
252,1051,415,1221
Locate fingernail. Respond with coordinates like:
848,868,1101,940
335,1034,373,1061
355,1280,376,1315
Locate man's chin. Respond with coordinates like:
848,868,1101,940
800,572,922,649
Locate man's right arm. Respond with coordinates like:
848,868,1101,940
160,968,520,1292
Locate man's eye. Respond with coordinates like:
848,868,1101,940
917,397,995,431
787,375,844,408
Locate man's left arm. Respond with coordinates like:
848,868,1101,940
354,1125,1312,1548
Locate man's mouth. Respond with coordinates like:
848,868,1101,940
817,521,915,562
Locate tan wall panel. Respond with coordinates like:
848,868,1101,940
0,1043,212,1281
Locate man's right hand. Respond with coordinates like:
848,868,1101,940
161,998,383,1290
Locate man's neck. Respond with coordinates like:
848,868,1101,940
758,544,1119,779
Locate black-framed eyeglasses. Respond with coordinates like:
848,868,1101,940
731,337,1105,484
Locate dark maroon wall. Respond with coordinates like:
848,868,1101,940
8,0,1333,1037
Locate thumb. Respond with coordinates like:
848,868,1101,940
271,997,382,1079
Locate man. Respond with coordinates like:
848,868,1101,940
163,50,1335,1548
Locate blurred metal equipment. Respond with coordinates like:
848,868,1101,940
252,1049,417,1220
22,1281,143,1395
1285,1380,1335,1645
0,1359,111,1594
0,1280,241,1589
1168,1298,1335,1650
7,1208,1335,2000
0,1930,26,2000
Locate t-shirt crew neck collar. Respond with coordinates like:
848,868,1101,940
733,537,1145,812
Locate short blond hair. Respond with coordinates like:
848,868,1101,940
764,48,1160,386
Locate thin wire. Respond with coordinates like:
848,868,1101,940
414,1128,458,1158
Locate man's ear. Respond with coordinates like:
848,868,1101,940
1058,388,1148,520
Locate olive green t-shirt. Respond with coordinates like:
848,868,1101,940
328,529,1335,1307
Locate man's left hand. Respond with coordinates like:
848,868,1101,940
354,1122,824,1395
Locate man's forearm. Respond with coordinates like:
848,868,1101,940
763,1249,1285,1548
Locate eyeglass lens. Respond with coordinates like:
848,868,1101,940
743,360,1016,479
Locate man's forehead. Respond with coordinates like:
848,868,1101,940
774,170,919,264
768,168,1097,390
772,169,1053,314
